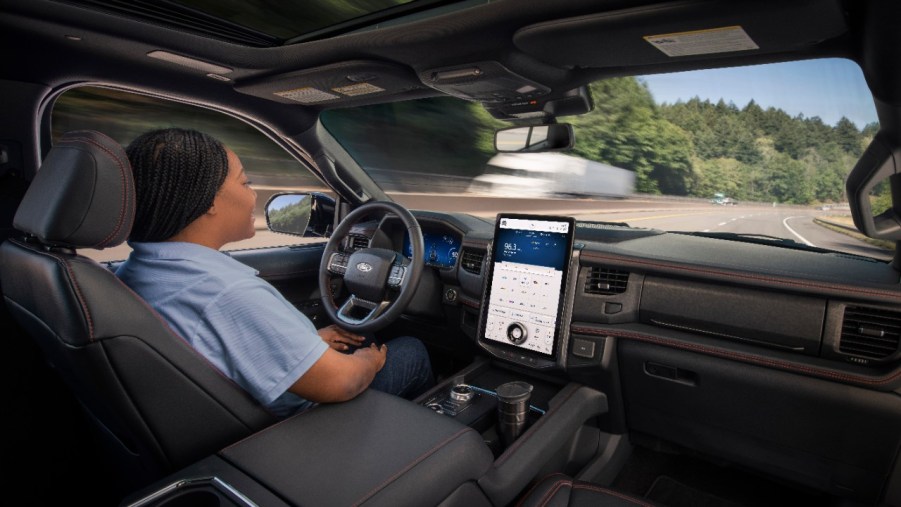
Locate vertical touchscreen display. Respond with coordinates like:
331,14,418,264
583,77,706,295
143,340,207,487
482,215,574,357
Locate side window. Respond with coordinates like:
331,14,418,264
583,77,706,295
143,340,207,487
51,87,330,262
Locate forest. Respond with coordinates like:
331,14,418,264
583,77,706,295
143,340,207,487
568,77,877,205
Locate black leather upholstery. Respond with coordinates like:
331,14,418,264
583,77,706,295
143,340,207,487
0,131,277,490
219,389,495,507
13,131,134,248
517,474,660,507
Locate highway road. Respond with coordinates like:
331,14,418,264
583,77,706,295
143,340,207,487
573,206,892,261
85,193,893,262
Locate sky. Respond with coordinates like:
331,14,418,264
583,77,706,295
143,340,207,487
641,58,878,129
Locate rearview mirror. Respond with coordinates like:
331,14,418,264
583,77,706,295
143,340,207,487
847,134,901,241
495,124,573,153
265,192,336,237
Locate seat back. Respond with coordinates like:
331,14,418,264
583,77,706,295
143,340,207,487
0,131,276,489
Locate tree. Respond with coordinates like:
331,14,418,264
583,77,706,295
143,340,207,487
833,116,863,156
570,78,694,194
767,152,815,204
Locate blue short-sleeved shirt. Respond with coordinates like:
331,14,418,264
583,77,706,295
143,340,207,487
115,241,328,417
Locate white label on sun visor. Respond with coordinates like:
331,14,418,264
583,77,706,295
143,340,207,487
275,87,339,104
644,26,759,57
332,83,385,96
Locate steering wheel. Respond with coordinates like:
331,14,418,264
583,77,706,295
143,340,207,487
319,200,424,333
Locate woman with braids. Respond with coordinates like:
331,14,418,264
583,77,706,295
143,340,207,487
116,128,433,417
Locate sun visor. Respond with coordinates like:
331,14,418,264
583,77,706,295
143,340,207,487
513,0,847,69
234,60,425,106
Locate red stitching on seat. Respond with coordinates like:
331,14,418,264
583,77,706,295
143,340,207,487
351,427,474,506
514,473,571,507
10,239,95,340
534,478,572,507
571,483,656,507
570,326,901,386
58,133,131,248
112,276,277,419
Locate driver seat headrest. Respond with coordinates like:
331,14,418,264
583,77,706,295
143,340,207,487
13,130,135,249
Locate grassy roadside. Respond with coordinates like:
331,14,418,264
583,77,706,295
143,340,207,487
814,215,895,251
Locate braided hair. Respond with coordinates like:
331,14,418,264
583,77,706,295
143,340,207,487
125,128,229,242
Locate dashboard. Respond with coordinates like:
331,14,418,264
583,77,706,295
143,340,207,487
338,209,901,505
356,211,901,380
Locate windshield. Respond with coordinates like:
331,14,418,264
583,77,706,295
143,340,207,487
322,58,890,261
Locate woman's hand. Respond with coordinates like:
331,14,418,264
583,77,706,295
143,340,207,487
318,324,366,351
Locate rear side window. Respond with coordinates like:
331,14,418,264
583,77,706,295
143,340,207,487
51,87,329,261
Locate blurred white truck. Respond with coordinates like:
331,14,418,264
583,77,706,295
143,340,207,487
468,152,635,198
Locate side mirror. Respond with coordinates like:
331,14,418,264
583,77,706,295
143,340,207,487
495,124,573,153
265,192,336,237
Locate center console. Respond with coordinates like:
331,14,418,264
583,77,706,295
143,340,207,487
412,214,609,505
418,357,608,506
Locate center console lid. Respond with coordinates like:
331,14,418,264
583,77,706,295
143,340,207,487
134,389,493,507
221,389,493,506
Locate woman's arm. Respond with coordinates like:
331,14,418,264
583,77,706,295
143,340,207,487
287,343,387,402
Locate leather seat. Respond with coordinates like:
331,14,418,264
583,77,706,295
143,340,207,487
0,131,277,491
518,474,661,507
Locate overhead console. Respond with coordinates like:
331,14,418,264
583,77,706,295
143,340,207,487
419,61,592,120
478,214,577,369
419,61,550,104
234,59,427,106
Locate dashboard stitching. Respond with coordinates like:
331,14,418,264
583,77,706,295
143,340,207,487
648,319,805,351
571,326,901,386
459,298,480,309
581,253,901,300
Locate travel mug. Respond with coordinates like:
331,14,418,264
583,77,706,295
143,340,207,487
495,381,533,448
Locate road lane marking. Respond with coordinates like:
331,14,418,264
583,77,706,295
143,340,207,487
718,222,727,226
783,216,816,247
619,211,718,222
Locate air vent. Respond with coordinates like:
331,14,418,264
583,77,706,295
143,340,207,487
347,234,369,252
585,267,629,295
460,248,485,275
839,306,901,360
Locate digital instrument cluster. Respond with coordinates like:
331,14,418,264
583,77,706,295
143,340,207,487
403,229,461,268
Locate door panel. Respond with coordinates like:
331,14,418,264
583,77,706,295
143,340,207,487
231,243,328,326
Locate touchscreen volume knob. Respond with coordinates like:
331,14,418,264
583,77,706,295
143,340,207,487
506,322,528,345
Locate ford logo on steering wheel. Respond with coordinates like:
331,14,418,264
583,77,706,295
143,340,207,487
356,262,373,272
